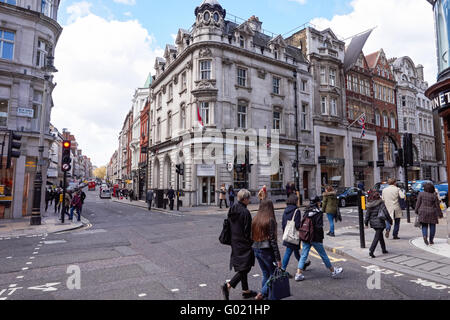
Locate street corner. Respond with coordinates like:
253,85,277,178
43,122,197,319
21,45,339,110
410,238,450,259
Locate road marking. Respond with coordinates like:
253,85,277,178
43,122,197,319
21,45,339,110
138,293,147,297
5,237,10,240
28,282,60,292
171,289,180,292
410,278,450,291
22,267,29,271
29,257,35,260
199,284,207,287
16,276,24,279
6,256,12,259
34,248,40,250
43,240,66,245
33,252,38,255
26,262,32,265
310,248,347,263
362,265,403,277
9,284,17,288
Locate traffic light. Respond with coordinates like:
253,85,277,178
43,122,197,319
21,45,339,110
176,163,184,176
403,134,414,166
7,131,22,169
61,140,72,172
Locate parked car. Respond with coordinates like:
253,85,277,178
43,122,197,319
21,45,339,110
409,180,434,208
435,183,448,206
373,181,406,195
337,187,366,207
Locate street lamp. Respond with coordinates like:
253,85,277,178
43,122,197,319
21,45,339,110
30,51,58,226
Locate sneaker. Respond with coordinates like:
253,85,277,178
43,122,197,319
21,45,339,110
328,233,335,237
331,267,343,278
294,273,305,281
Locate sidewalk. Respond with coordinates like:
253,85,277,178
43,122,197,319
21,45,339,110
111,197,295,215
0,214,90,238
323,212,450,286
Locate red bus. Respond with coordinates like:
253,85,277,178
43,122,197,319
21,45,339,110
88,182,96,191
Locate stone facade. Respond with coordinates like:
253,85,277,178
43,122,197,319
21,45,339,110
148,0,313,206
0,1,62,218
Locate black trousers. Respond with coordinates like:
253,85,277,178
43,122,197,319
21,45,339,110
370,228,387,254
169,199,174,210
219,199,228,209
147,200,152,211
54,201,61,213
229,268,250,291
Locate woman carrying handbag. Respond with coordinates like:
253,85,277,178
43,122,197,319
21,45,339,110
364,191,393,258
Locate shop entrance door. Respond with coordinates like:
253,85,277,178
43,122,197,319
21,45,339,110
200,177,216,205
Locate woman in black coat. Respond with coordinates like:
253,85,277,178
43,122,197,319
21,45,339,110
221,189,256,300
365,191,393,258
281,194,311,273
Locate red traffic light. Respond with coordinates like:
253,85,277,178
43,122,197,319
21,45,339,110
63,141,71,149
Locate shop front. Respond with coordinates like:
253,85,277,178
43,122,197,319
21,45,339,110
319,134,346,189
0,157,14,219
197,164,216,206
353,138,374,190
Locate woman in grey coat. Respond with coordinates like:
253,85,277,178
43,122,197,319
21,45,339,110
415,183,443,246
365,191,393,258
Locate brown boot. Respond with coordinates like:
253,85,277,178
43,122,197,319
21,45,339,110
423,237,429,246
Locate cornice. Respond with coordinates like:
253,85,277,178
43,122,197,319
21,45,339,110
151,41,309,88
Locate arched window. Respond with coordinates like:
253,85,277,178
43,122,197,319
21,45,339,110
375,110,381,126
167,112,172,138
239,35,245,48
180,104,186,130
156,118,161,142
382,112,389,128
270,160,284,190
390,113,396,129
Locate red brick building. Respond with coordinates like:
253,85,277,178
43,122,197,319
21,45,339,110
365,49,401,182
138,97,150,199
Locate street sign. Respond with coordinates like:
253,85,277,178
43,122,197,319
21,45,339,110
62,164,71,172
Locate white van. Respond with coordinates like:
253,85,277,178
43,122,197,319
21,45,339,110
100,188,111,199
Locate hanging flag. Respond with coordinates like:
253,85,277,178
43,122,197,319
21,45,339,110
358,113,366,138
197,104,204,129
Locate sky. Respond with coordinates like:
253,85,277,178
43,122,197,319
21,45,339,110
51,0,437,167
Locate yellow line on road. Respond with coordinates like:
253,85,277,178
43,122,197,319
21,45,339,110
309,248,347,263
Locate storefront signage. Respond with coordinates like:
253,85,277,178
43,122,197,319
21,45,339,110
432,89,450,113
17,107,34,118
197,164,216,177
354,160,373,167
318,157,345,166
377,161,385,168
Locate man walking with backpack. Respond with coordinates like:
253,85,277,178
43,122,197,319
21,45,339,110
295,196,343,281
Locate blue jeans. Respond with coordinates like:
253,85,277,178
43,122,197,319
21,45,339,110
282,247,300,270
421,224,436,241
393,218,401,238
254,248,276,297
298,242,332,270
327,213,335,234
69,207,81,221
385,221,391,231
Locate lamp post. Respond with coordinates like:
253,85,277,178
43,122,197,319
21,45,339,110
30,53,58,225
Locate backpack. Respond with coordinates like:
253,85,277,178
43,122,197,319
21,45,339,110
299,212,315,243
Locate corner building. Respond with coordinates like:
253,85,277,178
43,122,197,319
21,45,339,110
148,0,314,206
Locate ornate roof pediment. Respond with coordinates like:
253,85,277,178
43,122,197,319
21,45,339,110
235,22,255,37
268,35,287,48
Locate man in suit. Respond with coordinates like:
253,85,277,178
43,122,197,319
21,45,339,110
167,186,175,211
146,189,154,211
382,178,405,240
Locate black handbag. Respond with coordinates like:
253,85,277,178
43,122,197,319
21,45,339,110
267,268,291,300
219,219,231,245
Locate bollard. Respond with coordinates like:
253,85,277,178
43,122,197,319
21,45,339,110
358,189,366,249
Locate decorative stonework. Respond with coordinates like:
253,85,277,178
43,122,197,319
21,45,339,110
195,79,217,90
222,57,233,66
173,74,178,85
257,69,267,79
199,47,212,58
185,61,193,70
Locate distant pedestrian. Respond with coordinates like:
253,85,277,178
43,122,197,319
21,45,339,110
228,185,235,208
129,189,134,202
252,199,282,300
167,187,175,210
322,186,338,237
258,185,267,202
79,189,86,215
286,182,294,199
415,183,443,246
63,191,72,220
382,178,405,240
54,189,62,214
294,196,343,281
281,194,311,275
365,192,393,258
146,189,154,211
45,188,52,212
70,190,82,222
221,189,256,301
219,184,228,209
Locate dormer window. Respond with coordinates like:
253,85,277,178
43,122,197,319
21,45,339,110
239,36,245,48
274,49,279,60
214,12,220,22
203,11,210,22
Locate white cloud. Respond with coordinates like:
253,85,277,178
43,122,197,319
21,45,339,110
52,14,163,167
289,0,307,4
66,1,92,24
310,0,436,84
113,0,136,5
124,11,132,17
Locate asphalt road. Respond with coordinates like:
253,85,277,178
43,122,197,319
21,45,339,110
0,192,447,300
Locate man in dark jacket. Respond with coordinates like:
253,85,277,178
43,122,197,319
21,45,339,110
295,196,343,281
45,188,52,212
167,187,175,210
146,189,154,211
221,189,256,301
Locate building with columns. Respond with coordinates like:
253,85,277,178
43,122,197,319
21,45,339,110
0,0,62,219
148,0,314,206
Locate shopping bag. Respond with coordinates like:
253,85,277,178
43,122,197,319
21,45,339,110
267,268,291,300
414,215,421,228
219,219,231,246
282,209,300,245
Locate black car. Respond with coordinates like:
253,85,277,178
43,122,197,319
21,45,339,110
337,187,366,207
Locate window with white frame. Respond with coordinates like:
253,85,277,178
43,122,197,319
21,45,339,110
0,29,14,61
365,80,370,96
200,60,211,80
237,68,247,87
301,103,308,130
329,68,336,86
301,80,308,92
200,102,210,125
347,74,352,91
0,99,8,127
156,118,161,142
41,0,52,17
359,79,364,94
352,76,358,92
36,39,49,68
237,103,247,129
321,96,328,115
375,111,381,126
390,113,396,129
167,112,172,138
168,83,173,100
239,36,245,48
32,90,42,122
273,109,281,131
373,83,377,98
330,98,337,116
273,77,280,95
403,118,408,131
383,112,388,128
320,67,326,85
